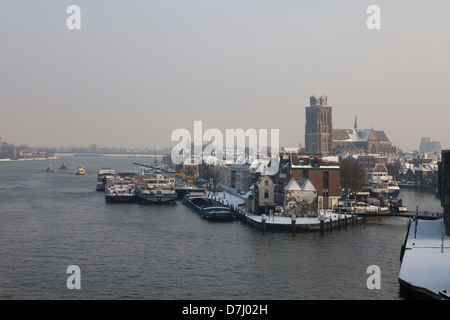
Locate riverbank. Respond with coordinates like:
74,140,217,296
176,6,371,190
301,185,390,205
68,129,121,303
0,156,60,162
211,186,357,232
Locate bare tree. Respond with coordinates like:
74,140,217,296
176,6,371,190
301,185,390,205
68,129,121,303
340,158,367,199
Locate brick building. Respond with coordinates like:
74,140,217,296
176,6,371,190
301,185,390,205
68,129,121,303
289,155,340,210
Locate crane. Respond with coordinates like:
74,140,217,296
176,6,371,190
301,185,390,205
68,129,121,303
174,173,194,181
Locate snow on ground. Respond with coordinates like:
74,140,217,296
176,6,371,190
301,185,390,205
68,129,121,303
399,219,450,295
210,185,351,226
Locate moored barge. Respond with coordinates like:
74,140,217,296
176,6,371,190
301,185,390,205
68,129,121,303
182,192,235,221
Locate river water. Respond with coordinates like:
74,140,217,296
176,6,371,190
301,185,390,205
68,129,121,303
0,155,443,300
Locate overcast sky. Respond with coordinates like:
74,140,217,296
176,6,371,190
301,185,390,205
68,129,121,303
1,0,449,151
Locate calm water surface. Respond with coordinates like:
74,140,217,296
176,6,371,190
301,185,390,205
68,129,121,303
0,156,443,299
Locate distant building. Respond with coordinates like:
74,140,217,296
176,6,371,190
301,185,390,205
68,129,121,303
356,154,387,174
280,146,300,155
304,95,333,155
332,115,396,155
420,137,441,153
304,96,396,156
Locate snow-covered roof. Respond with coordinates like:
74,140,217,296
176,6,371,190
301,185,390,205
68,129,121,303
285,178,317,192
203,155,220,165
333,128,390,143
280,147,300,153
290,155,340,169
321,156,339,163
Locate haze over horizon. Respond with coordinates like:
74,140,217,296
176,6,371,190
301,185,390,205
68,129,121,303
1,1,449,152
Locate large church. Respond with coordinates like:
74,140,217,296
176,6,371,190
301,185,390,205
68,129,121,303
304,95,396,156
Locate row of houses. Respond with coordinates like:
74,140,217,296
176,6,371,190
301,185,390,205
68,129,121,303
333,150,441,187
179,150,342,218
396,152,440,188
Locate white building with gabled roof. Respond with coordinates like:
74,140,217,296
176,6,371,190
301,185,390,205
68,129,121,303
284,178,318,217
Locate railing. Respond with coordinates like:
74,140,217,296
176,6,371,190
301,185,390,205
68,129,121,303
439,290,450,300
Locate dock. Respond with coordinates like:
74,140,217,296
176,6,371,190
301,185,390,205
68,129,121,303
235,210,356,232
398,218,450,300
356,211,442,220
210,189,357,233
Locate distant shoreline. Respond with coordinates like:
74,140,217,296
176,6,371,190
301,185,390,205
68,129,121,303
0,156,60,162
55,153,165,157
0,153,166,162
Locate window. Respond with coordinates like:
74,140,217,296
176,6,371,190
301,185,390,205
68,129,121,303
264,190,269,199
265,180,268,186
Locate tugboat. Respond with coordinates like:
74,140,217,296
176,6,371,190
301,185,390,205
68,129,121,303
60,162,68,170
45,164,55,172
75,166,86,175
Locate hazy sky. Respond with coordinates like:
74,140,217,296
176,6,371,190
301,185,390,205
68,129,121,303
1,0,449,151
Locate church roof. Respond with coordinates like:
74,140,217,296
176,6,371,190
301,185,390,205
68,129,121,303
332,129,353,140
332,128,391,143
374,131,390,142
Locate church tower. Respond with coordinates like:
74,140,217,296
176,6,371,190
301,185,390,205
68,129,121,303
304,95,333,155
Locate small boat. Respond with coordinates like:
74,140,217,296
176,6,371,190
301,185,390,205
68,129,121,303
367,178,400,198
75,166,86,175
387,180,400,198
388,198,407,214
60,162,68,170
46,165,55,172
105,178,137,203
182,191,235,221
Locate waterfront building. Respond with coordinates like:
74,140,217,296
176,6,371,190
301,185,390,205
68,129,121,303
284,178,318,217
289,155,340,210
411,152,433,166
439,150,450,235
252,175,276,215
355,154,388,177
273,153,291,207
304,95,333,155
